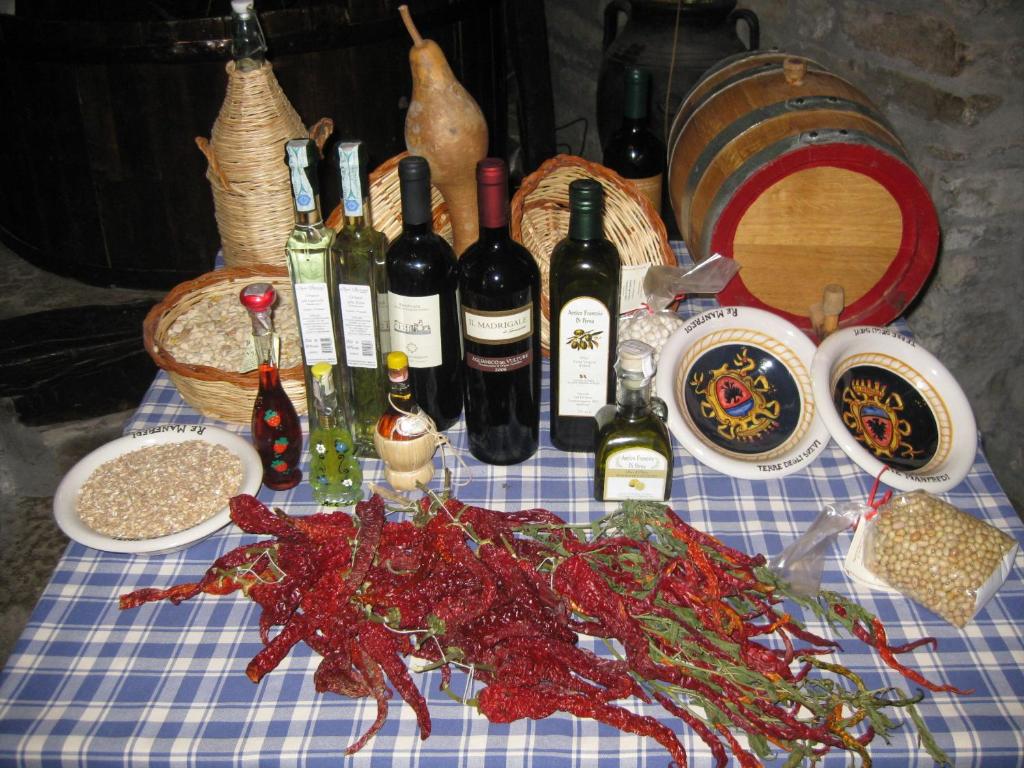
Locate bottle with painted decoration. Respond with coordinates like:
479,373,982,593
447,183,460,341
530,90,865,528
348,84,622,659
594,340,673,502
549,178,621,452
331,140,389,457
307,362,363,505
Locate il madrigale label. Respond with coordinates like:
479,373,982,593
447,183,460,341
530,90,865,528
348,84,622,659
602,447,669,501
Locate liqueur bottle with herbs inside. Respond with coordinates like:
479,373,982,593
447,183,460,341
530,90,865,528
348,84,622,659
458,158,541,464
549,179,621,452
594,339,673,501
603,66,665,215
386,155,462,431
240,283,302,490
284,138,343,421
331,140,390,458
230,0,267,72
307,362,363,505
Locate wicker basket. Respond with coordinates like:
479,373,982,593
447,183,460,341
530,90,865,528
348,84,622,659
510,154,675,351
143,266,306,424
326,152,453,245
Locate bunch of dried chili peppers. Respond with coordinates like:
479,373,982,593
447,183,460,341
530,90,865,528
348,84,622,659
120,492,965,766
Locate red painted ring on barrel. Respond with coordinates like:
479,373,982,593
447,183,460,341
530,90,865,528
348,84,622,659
709,143,939,332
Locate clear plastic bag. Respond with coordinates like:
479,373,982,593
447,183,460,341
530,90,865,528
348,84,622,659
855,491,1017,627
768,502,866,597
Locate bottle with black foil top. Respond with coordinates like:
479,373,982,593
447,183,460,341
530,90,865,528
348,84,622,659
549,179,621,452
385,156,463,431
459,158,541,464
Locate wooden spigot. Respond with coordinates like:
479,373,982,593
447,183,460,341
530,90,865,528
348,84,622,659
822,284,845,336
783,57,807,86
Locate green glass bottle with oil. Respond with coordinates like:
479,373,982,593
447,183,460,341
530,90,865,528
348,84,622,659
594,339,673,501
331,140,390,457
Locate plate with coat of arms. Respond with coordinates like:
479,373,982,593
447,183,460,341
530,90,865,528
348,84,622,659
655,306,829,479
811,326,977,492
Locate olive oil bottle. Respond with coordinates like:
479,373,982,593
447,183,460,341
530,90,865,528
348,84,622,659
594,340,673,501
549,179,620,451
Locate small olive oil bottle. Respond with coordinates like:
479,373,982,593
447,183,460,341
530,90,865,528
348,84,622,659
594,340,673,501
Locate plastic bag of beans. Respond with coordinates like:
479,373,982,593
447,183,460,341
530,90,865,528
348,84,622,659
848,491,1018,627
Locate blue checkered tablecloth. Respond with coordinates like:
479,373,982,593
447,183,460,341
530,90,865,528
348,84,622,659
1,251,1022,767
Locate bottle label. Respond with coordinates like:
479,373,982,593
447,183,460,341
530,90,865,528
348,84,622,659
466,349,533,373
394,414,429,439
631,173,663,214
619,264,650,315
377,291,391,354
388,292,443,368
463,303,532,344
286,144,316,213
338,143,363,217
293,282,338,364
557,296,611,417
603,447,668,501
338,283,378,368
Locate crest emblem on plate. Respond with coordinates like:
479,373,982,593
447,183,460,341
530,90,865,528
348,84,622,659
689,347,780,442
841,378,919,460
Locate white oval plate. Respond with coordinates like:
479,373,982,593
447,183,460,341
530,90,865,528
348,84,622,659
53,424,262,555
655,306,829,479
811,326,977,492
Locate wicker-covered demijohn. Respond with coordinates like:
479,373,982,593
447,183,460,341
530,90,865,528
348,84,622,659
510,154,675,351
143,266,306,424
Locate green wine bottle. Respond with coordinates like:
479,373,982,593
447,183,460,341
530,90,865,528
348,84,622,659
549,179,621,452
332,140,390,458
594,340,673,502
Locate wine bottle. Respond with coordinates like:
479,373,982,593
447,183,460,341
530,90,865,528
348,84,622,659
458,158,541,464
594,340,673,501
602,66,665,214
549,179,621,452
230,0,267,73
385,155,463,431
283,138,341,419
332,140,389,458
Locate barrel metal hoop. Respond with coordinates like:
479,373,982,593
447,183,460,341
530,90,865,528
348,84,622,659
698,130,910,262
681,97,894,233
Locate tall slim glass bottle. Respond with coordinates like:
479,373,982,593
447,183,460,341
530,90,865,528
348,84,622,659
594,340,673,501
386,156,462,431
459,158,541,464
284,138,341,414
240,283,302,490
602,66,665,215
549,179,621,452
332,140,389,458
230,0,267,72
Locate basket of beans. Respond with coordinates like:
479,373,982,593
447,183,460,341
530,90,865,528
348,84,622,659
143,266,306,423
864,491,1017,627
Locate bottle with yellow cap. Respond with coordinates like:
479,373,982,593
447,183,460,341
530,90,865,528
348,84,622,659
373,351,437,491
594,339,673,502
308,362,363,505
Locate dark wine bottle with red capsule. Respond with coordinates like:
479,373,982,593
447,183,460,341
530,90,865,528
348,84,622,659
458,158,541,464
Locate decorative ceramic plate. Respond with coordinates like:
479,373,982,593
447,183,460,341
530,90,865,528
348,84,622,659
53,424,262,555
655,306,829,479
810,326,977,492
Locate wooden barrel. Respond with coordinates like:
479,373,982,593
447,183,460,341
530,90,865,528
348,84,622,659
667,51,939,332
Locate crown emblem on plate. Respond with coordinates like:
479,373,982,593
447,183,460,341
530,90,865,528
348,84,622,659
841,377,920,460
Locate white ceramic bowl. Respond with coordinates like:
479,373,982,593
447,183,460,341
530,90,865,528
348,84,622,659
811,326,977,492
53,424,262,555
655,306,829,479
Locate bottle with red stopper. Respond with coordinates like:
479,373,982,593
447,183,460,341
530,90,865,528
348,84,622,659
240,282,302,490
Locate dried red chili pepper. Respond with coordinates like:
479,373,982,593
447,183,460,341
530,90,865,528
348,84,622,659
871,618,974,695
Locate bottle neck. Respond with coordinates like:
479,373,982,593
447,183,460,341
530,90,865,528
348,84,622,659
342,197,372,230
400,177,432,230
617,377,652,418
293,207,323,227
569,207,604,241
231,12,266,71
401,220,431,238
623,73,649,122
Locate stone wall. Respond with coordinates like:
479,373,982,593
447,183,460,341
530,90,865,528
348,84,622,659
546,0,1024,511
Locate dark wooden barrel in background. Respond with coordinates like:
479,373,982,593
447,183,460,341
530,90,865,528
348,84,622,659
0,0,505,289
668,51,939,332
